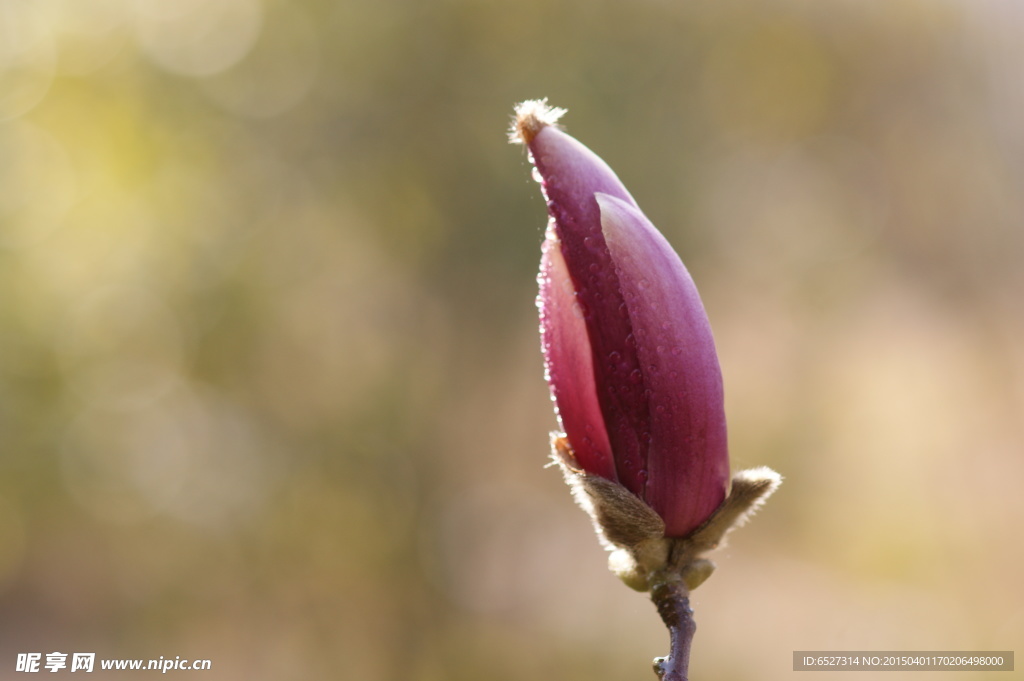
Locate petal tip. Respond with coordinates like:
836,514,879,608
509,99,567,145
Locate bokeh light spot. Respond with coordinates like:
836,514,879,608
0,0,56,120
133,0,262,77
200,3,319,119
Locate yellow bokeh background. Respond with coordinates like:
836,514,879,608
1,0,1022,679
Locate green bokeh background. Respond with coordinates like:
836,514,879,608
1,0,1022,679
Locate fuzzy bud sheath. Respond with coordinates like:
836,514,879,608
512,99,781,681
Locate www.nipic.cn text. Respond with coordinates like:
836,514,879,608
16,653,212,674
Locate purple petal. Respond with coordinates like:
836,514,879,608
597,193,729,537
528,127,649,490
529,126,638,227
538,233,617,482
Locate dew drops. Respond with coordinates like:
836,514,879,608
531,167,543,183
629,369,643,384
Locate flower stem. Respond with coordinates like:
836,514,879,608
650,577,695,681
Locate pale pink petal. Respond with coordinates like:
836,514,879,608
539,233,617,481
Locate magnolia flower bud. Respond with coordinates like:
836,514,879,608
514,100,729,538
512,99,782,681
512,100,780,592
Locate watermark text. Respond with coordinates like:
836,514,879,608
16,653,212,674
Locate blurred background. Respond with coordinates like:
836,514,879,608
1,0,1022,679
